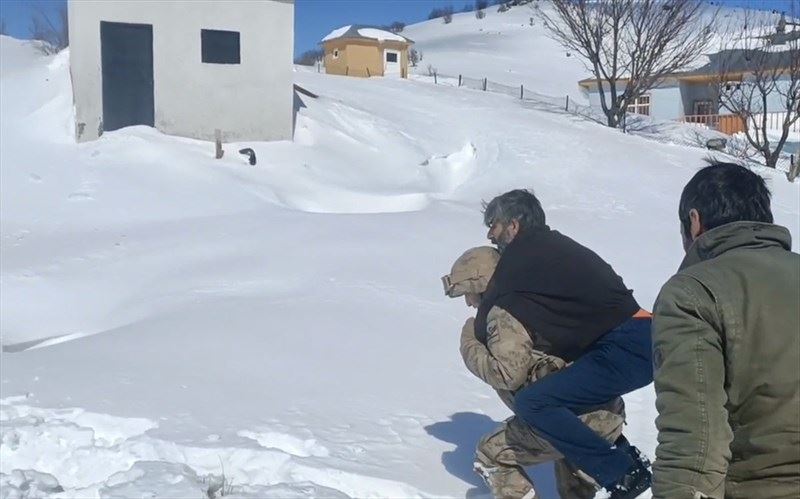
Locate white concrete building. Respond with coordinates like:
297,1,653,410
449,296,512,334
68,0,294,143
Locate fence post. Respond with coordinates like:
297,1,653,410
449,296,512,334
434,71,438,84
214,129,224,159
565,95,569,111
520,84,524,99
458,74,462,87
346,66,349,76
366,67,371,77
483,78,487,91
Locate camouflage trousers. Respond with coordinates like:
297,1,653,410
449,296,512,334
475,410,625,499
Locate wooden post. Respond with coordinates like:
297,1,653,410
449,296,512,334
214,129,224,159
434,71,438,84
458,74,462,87
346,66,349,76
367,67,371,77
483,78,487,91
520,84,524,99
565,95,570,111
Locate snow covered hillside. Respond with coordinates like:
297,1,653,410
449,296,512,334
404,3,590,100
1,32,799,499
404,1,783,101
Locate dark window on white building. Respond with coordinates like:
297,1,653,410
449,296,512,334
385,52,398,63
201,29,240,64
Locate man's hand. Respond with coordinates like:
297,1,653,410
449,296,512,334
461,317,476,340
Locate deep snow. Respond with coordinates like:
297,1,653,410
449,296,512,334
1,11,799,498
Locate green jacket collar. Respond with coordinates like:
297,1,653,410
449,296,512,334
680,222,792,270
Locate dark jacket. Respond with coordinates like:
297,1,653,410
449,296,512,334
652,222,800,499
476,227,639,362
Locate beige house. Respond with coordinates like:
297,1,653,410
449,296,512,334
321,25,413,78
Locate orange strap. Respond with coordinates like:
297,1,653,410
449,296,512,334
633,308,653,319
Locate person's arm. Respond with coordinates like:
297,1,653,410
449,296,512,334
651,274,732,499
460,307,542,392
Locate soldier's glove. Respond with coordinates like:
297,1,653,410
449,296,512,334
530,355,567,380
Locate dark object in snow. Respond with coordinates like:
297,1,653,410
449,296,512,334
215,129,224,159
706,138,727,151
294,84,318,99
239,148,257,165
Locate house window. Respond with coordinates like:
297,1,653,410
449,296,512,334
724,80,742,92
693,100,715,116
201,29,240,64
386,51,398,63
333,49,339,59
626,94,650,116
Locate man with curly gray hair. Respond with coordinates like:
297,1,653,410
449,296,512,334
478,189,654,498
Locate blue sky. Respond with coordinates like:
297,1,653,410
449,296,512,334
0,0,795,57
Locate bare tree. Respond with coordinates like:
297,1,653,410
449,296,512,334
714,6,799,169
408,48,421,67
538,0,715,128
29,3,68,54
294,48,325,66
387,21,406,33
443,5,455,24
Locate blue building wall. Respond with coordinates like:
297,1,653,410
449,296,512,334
584,80,682,121
650,85,682,121
679,82,716,115
584,75,795,121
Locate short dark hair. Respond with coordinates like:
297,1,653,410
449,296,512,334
482,189,546,231
679,162,773,237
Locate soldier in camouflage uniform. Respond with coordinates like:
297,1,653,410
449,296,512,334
442,246,628,499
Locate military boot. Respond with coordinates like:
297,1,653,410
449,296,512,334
474,460,536,499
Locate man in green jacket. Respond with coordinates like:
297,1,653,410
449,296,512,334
652,162,800,498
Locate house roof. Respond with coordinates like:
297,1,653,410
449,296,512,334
760,29,800,46
320,25,413,45
578,42,796,88
677,47,795,77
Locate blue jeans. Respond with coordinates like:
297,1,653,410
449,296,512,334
513,317,654,488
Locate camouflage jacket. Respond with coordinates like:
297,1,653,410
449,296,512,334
460,306,625,418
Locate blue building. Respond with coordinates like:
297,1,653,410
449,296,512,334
579,34,799,136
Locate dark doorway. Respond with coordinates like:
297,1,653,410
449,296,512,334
101,21,154,132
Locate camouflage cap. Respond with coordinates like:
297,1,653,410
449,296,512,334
442,246,500,298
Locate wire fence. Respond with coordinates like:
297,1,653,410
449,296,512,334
415,70,604,123
411,69,797,176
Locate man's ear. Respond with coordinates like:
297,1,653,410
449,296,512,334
509,219,520,237
689,209,704,240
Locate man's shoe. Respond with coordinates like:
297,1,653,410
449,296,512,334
607,450,652,499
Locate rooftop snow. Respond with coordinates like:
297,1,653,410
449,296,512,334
322,25,352,42
356,28,407,42
321,24,411,44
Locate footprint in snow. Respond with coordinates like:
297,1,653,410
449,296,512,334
237,429,330,458
68,192,94,201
